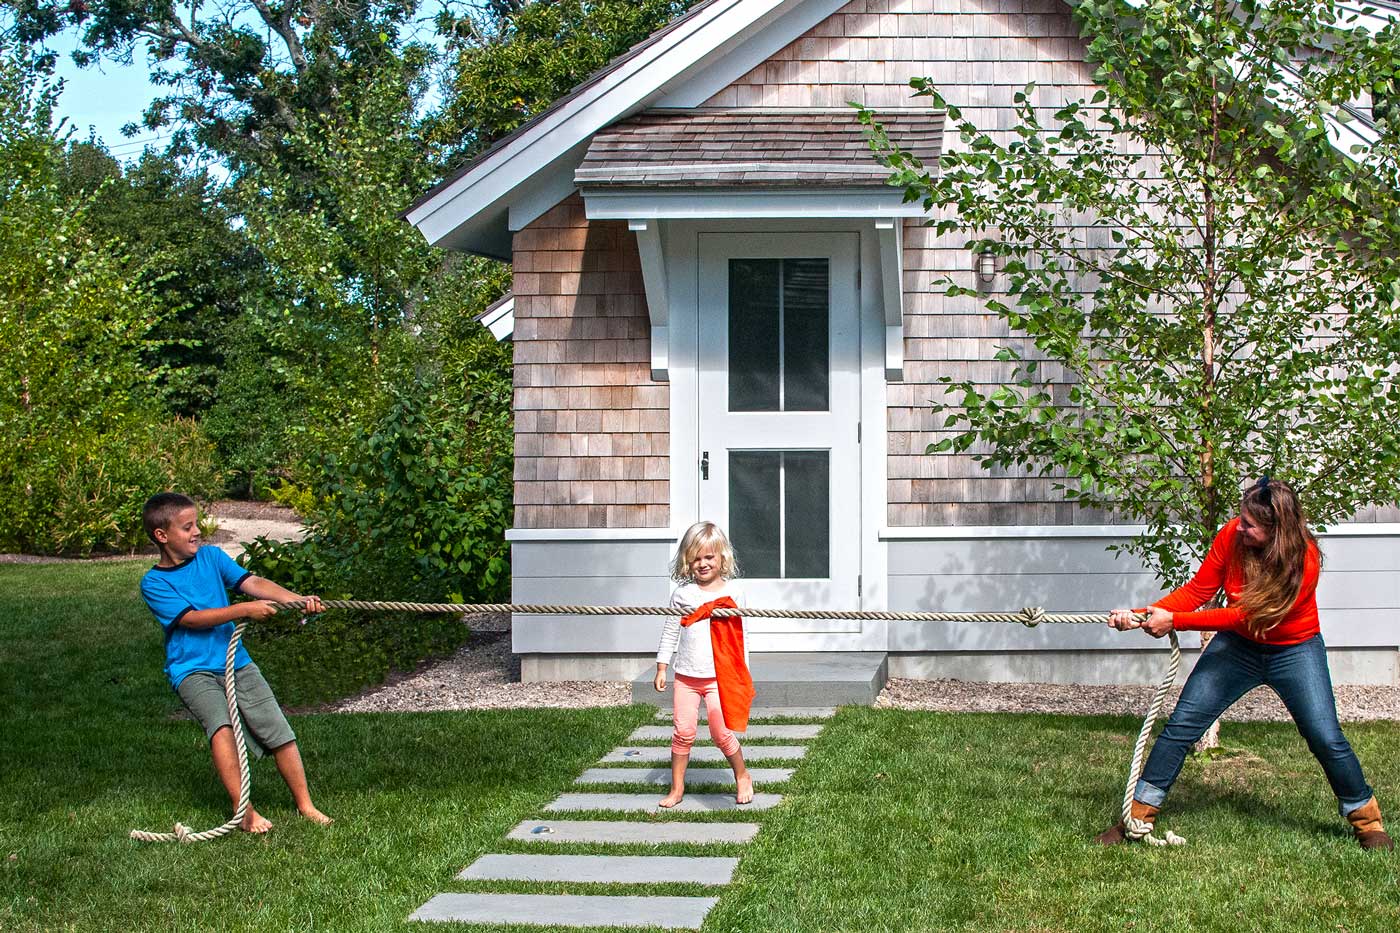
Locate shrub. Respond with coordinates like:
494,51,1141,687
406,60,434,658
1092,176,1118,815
0,415,223,555
240,333,512,697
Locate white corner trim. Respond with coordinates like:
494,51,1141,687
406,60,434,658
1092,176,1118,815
630,219,671,381
881,523,1400,540
875,219,903,381
506,527,682,543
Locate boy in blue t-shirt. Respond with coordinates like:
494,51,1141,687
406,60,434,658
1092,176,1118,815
140,492,332,833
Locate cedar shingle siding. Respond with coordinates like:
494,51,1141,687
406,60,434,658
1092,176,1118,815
512,195,669,528
707,0,1114,527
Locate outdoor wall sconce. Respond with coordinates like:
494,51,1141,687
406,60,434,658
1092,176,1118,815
976,247,997,286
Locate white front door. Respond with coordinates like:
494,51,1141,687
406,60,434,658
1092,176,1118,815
697,232,861,633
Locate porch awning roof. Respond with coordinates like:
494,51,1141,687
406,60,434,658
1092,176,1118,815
573,108,943,188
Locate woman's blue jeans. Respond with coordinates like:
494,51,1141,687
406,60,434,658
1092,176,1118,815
1136,631,1374,817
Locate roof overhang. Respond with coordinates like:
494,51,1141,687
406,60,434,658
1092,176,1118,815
405,0,852,258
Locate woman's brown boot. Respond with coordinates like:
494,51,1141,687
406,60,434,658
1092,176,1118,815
1347,798,1395,851
1094,800,1160,845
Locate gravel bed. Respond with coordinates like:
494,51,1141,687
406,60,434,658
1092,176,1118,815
877,678,1400,722
329,615,631,713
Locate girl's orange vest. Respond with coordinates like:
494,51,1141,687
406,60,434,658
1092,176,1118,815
681,595,756,732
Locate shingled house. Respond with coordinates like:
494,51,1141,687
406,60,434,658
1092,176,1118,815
407,0,1400,690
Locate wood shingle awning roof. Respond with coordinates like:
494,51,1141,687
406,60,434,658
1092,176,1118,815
574,108,944,188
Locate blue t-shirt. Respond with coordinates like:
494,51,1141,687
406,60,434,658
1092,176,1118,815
140,546,255,689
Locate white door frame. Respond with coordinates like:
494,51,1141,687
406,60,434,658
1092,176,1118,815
664,219,890,653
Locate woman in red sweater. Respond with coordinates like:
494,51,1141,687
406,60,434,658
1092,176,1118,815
1096,478,1392,850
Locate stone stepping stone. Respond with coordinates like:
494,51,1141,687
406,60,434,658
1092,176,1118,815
545,792,782,813
410,893,716,929
574,767,793,785
628,724,822,742
457,854,739,885
603,745,806,764
509,820,760,845
654,706,834,721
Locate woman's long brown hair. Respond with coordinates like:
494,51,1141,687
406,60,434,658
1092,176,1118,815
1233,478,1319,637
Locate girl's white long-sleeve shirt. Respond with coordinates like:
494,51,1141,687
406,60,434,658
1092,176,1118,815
655,580,748,678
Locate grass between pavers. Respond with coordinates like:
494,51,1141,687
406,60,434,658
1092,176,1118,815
5,561,1400,932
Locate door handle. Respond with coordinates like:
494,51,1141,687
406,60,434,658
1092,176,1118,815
701,451,709,480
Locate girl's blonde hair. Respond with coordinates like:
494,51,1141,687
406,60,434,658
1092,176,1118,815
670,521,739,582
1232,477,1320,638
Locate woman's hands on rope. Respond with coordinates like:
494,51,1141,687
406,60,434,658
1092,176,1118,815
1109,606,1174,637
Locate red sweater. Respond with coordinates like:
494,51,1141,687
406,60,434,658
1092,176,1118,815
1139,518,1321,646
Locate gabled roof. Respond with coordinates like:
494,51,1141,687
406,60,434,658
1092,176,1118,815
575,108,944,188
409,0,1393,259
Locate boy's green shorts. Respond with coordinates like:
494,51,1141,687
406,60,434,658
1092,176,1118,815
176,662,296,759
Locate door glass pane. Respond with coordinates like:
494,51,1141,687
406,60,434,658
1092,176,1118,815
728,450,830,579
782,259,829,411
729,451,781,577
729,260,780,411
783,451,830,578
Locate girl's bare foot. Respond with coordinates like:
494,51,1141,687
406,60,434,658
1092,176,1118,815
299,806,334,825
658,786,685,808
240,808,273,833
735,772,754,805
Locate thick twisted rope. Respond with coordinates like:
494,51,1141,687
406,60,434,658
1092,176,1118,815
267,601,1086,625
130,601,1172,845
129,620,252,843
1121,629,1186,846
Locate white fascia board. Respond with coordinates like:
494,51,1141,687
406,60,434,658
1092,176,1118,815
583,189,927,220
480,295,514,341
405,0,803,248
655,0,853,107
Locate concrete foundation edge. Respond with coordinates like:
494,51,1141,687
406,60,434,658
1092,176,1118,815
520,649,1399,685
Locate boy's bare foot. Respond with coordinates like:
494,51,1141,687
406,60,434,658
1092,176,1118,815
735,772,754,805
240,808,273,833
299,806,334,826
658,787,685,809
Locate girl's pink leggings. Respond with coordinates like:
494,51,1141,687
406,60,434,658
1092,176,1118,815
671,673,741,757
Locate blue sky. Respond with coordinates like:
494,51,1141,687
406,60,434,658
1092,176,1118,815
49,32,170,159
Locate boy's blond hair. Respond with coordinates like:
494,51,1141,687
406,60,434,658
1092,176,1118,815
670,521,739,582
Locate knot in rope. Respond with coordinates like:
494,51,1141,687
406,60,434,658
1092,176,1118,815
175,823,193,843
1125,816,1187,847
1019,607,1046,628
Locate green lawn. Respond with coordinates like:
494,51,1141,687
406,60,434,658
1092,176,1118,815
3,561,1398,932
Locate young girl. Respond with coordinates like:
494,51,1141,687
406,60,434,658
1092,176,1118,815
1098,478,1392,850
654,521,754,807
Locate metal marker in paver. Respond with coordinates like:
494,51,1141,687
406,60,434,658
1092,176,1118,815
507,820,761,845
